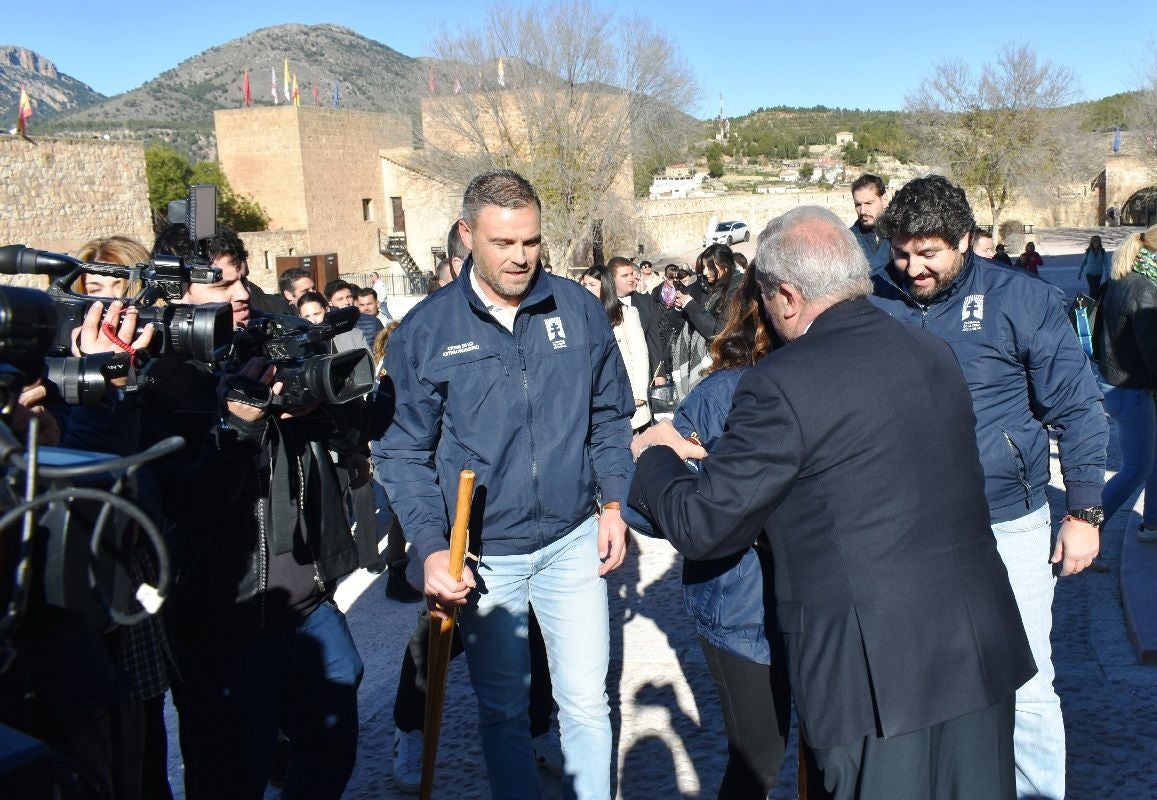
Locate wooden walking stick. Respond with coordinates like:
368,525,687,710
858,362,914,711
419,469,475,800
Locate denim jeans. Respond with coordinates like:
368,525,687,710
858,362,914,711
170,601,364,800
992,504,1064,800
457,516,611,800
1101,384,1157,527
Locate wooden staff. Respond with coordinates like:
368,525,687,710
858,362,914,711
419,469,474,800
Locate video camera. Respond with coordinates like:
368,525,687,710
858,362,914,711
227,306,374,409
0,185,234,366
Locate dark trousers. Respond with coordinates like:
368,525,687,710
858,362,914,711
808,693,1016,800
1086,275,1102,297
394,605,555,736
699,639,791,799
111,695,173,800
170,602,363,800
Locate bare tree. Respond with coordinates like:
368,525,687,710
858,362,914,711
906,45,1078,242
413,1,699,268
1128,38,1157,158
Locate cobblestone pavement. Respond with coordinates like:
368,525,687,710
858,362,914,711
164,227,1157,799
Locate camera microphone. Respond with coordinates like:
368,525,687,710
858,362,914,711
0,245,78,276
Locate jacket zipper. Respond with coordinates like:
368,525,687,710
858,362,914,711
1003,432,1032,507
517,340,543,538
256,496,268,629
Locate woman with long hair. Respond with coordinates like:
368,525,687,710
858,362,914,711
670,263,789,798
580,266,652,430
670,244,744,399
1094,224,1157,570
76,235,148,298
1078,235,1109,296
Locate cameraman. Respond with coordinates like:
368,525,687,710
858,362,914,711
142,227,364,800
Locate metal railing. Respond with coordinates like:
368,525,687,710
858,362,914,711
339,271,434,297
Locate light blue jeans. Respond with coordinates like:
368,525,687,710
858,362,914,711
992,504,1064,800
457,516,611,800
1101,384,1157,527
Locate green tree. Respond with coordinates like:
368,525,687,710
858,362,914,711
706,142,724,177
798,163,814,181
145,145,269,232
145,145,192,218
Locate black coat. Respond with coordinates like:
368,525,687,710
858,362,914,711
630,297,1035,749
629,290,666,378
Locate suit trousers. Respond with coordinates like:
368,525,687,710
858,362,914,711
809,693,1016,800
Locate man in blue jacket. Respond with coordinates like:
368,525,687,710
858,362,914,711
850,174,892,274
872,175,1108,800
375,169,633,800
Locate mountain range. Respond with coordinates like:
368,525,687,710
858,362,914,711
2,24,424,159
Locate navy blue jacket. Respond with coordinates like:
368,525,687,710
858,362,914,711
871,253,1107,523
373,262,634,565
850,221,891,274
673,368,772,665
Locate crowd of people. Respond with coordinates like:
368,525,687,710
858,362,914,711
5,165,1156,800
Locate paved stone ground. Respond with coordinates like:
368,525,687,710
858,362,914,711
163,226,1157,799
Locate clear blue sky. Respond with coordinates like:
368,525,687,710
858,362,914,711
9,0,1155,119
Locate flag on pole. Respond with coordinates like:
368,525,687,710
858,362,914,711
497,58,505,87
242,68,252,107
332,80,340,109
17,84,32,136
1113,126,1121,155
312,82,320,106
283,59,292,102
453,76,461,95
428,66,437,94
292,74,300,107
271,66,279,105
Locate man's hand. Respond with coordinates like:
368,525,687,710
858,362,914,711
223,358,276,424
597,506,628,576
1051,518,1100,576
424,548,476,620
340,453,371,489
631,419,707,461
13,380,60,446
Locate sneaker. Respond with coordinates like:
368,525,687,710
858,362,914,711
386,561,424,603
532,729,563,776
392,727,423,793
1138,525,1157,543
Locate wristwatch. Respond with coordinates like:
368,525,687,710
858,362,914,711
1064,506,1105,527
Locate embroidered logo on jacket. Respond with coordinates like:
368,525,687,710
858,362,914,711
544,316,567,349
441,341,480,358
961,294,984,332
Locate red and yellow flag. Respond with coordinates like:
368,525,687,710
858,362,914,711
292,74,300,107
17,85,32,135
242,68,252,107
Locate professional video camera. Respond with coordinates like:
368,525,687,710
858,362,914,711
0,185,234,366
227,306,374,409
0,282,182,795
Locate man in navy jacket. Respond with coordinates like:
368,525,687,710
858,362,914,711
872,175,1107,800
375,170,633,800
849,174,892,274
630,206,1034,799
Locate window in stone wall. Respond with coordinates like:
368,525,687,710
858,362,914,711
362,198,374,222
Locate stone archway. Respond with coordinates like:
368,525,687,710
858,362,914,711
1122,186,1157,227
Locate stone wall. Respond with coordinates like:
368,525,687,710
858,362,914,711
379,151,462,278
240,229,311,293
634,184,1102,258
0,136,152,261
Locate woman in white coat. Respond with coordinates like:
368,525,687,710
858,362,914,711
581,266,652,431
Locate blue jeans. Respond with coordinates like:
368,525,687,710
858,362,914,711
992,505,1064,800
458,516,611,800
171,601,363,800
1101,384,1157,526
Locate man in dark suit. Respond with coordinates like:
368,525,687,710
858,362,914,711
608,255,667,386
628,206,1035,799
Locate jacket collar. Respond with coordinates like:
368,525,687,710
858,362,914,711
457,256,555,317
875,250,977,309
